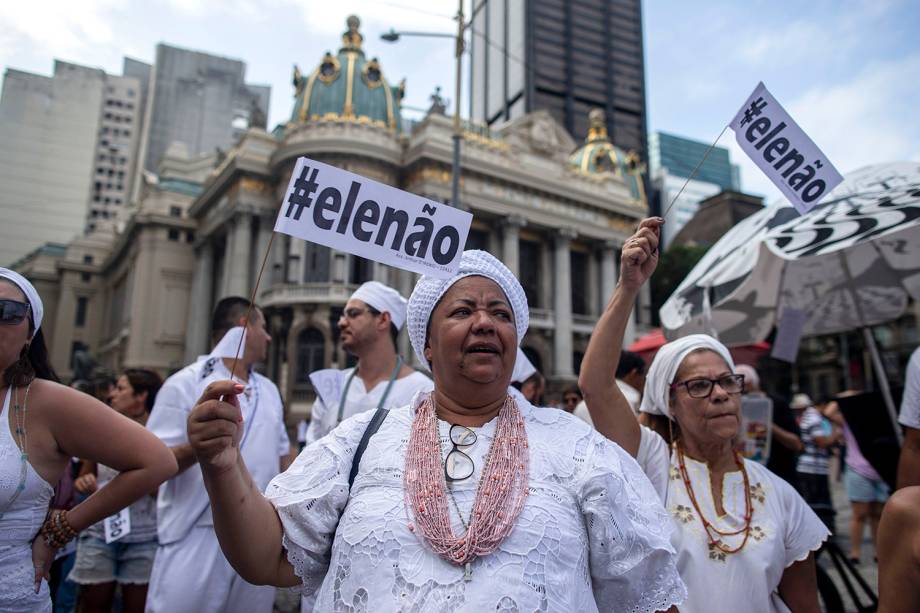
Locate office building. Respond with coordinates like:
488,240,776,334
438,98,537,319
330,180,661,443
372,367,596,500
470,0,648,160
0,61,144,265
137,43,270,177
649,130,740,245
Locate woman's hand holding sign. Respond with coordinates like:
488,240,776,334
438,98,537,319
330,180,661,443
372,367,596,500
187,381,245,475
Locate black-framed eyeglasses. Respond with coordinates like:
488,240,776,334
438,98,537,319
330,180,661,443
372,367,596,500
444,424,476,482
670,374,745,399
0,299,30,325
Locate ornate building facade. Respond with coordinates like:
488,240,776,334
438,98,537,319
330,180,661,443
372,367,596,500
16,16,650,417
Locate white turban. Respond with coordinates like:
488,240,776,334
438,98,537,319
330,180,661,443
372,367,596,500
0,267,43,339
734,364,760,391
407,250,528,372
640,334,735,419
350,281,408,331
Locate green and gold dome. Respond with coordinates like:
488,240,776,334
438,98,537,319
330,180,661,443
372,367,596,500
291,15,404,131
569,109,647,203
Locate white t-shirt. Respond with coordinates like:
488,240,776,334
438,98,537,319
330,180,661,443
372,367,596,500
573,379,642,426
635,429,829,613
304,367,432,446
269,394,686,612
899,346,920,429
147,356,290,544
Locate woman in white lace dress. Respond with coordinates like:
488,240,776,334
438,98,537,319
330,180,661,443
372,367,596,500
579,219,829,613
188,250,686,612
0,268,177,611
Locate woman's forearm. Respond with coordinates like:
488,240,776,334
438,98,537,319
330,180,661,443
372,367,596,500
67,453,175,531
201,455,297,587
579,283,642,456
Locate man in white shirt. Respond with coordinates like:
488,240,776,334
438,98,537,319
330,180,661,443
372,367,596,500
898,346,920,488
575,350,646,425
145,297,291,613
304,281,433,445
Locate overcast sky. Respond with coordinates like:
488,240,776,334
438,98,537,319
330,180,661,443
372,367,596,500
2,0,918,203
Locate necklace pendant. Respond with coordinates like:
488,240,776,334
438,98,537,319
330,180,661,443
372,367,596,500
464,562,472,581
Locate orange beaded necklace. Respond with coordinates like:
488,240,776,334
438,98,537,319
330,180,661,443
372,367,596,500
675,443,753,555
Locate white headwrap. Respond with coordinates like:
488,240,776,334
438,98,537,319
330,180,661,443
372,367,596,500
407,250,528,372
0,267,43,339
350,281,408,331
734,364,760,390
640,334,735,419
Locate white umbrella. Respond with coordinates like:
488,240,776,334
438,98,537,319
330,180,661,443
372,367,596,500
660,162,920,441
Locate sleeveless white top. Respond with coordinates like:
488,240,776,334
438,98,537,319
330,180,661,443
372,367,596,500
0,387,54,612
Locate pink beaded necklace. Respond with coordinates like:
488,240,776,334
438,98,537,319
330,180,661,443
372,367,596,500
404,392,529,579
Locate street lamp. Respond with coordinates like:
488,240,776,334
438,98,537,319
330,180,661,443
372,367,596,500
381,1,466,210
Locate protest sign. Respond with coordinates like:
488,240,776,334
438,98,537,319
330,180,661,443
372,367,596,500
309,368,345,410
104,507,132,544
771,307,807,363
275,158,472,279
730,82,843,215
737,395,773,464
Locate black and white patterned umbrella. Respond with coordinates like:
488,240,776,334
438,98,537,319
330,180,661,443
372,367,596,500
660,161,920,345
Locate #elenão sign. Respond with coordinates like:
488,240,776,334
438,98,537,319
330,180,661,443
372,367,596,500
274,157,472,278
731,82,843,215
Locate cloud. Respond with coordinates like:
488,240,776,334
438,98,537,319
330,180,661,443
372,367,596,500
730,52,920,203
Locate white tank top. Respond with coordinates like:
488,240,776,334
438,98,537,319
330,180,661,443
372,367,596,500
0,386,54,611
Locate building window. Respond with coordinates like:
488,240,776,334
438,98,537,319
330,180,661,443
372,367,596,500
81,272,91,283
168,229,181,241
75,296,88,327
465,228,490,252
186,231,195,243
519,239,541,308
570,251,589,315
296,328,326,382
83,255,93,264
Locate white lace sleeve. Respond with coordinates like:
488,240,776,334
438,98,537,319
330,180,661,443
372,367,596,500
264,411,376,595
580,436,687,613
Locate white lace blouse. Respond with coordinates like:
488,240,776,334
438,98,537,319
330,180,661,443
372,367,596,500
266,394,687,612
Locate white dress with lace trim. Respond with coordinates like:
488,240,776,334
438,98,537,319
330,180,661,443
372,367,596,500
266,393,686,612
638,428,830,613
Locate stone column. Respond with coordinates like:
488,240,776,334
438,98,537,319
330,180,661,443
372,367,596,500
184,242,214,362
226,214,253,296
252,215,273,293
220,222,236,297
501,215,525,276
553,228,577,379
600,241,618,309
287,234,303,284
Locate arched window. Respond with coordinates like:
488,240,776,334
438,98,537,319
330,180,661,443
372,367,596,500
295,328,325,383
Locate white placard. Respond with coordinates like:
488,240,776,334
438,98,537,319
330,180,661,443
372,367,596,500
737,395,774,464
104,507,131,544
309,368,345,410
731,82,843,215
274,158,473,279
771,307,807,363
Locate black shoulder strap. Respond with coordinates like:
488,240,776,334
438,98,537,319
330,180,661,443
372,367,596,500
348,408,389,488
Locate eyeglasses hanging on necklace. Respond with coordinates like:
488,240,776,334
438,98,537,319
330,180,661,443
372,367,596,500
445,424,476,482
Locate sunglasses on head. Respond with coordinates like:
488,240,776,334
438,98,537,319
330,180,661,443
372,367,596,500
0,299,30,325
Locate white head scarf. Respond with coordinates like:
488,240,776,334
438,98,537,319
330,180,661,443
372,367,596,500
407,250,528,372
0,267,43,339
640,334,735,419
734,364,760,391
350,281,409,331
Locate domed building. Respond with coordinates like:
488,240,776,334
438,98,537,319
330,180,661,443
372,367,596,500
22,16,653,417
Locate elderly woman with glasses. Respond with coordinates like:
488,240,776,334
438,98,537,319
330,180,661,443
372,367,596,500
186,250,686,612
579,219,829,613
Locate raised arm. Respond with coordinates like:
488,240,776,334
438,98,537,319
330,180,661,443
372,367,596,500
579,218,662,457
187,380,299,587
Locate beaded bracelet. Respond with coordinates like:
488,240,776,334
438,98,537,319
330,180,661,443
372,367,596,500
40,509,77,549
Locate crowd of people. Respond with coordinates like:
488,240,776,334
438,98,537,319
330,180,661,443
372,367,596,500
1,214,919,612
